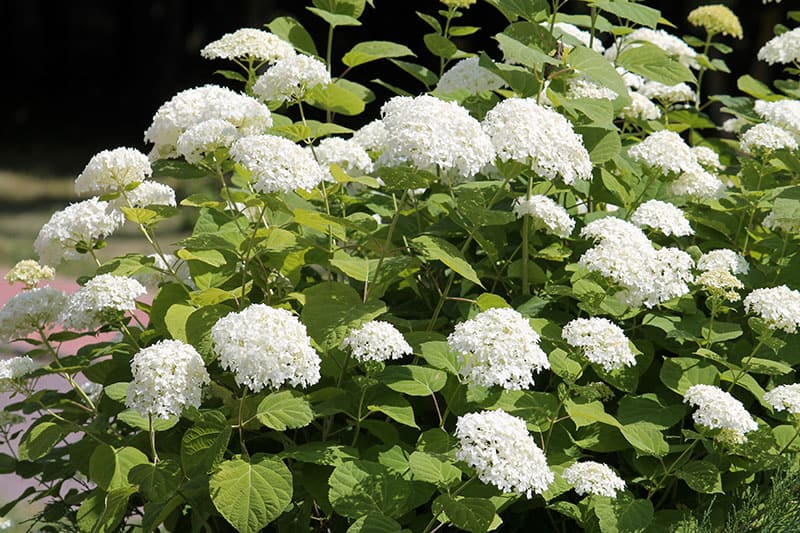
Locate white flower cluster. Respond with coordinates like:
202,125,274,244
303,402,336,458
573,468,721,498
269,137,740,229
691,146,723,171
697,249,749,275
341,321,412,363
483,98,592,184
562,461,626,497
176,118,239,164
313,137,374,176
144,85,272,160
628,130,697,175
74,147,152,195
0,356,38,392
639,81,696,105
608,28,698,69
744,285,800,333
211,304,320,391
551,22,605,53
631,200,694,237
668,167,727,201
0,287,67,342
566,78,617,100
201,28,295,63
62,274,146,331
447,308,549,390
696,270,743,301
722,117,747,134
740,123,798,154
126,340,210,419
133,254,194,288
230,134,328,193
512,195,575,238
684,384,758,442
116,182,177,209
753,99,800,137
377,95,494,180
621,91,661,121
253,54,331,102
455,409,554,498
764,384,800,415
34,198,125,267
4,260,55,288
561,317,636,371
436,57,505,95
579,217,694,308
351,119,387,153
763,207,800,234
757,27,800,65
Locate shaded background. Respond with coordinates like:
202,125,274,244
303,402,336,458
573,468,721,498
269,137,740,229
0,0,792,176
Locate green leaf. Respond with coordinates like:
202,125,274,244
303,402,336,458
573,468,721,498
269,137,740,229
306,82,366,116
76,487,135,533
128,459,182,503
313,0,366,17
619,422,669,457
660,357,720,395
419,341,459,374
301,282,386,350
151,159,209,180
564,399,620,428
408,451,461,487
747,357,793,375
90,445,149,491
342,40,415,68
484,0,548,23
737,74,777,100
117,409,179,432
378,365,447,396
306,6,362,27
256,390,314,431
181,410,232,477
479,53,540,97
590,0,660,28
676,460,724,494
567,45,628,98
424,33,458,59
594,495,654,533
578,127,622,164
617,394,686,429
210,456,294,533
390,59,438,88
267,16,319,56
617,44,694,86
701,321,743,344
375,165,436,191
18,421,63,461
487,390,559,431
412,235,483,287
495,33,558,69
476,293,510,310
329,460,425,519
330,252,372,282
432,495,496,533
367,390,419,428
347,514,406,533
281,442,359,467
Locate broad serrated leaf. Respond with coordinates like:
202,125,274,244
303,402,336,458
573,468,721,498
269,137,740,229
432,495,496,533
567,46,628,98
18,421,63,461
181,410,232,477
412,235,483,286
617,44,694,86
590,0,660,28
128,459,182,503
347,514,406,533
419,341,459,374
378,365,447,396
342,40,415,68
89,445,149,491
328,460,426,518
306,82,366,115
676,460,724,494
306,7,362,27
256,391,314,431
660,357,720,395
76,487,136,533
117,409,179,432
267,16,319,56
408,451,461,487
301,282,386,350
594,495,654,533
281,442,359,467
367,390,419,428
619,422,669,457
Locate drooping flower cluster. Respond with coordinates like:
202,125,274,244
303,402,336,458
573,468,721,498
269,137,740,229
482,98,592,184
200,28,295,63
447,308,549,389
561,317,636,371
377,95,494,180
341,321,412,363
144,85,272,160
253,54,330,103
74,147,152,195
744,286,800,333
740,123,798,154
34,198,125,267
115,182,177,209
4,260,55,289
229,134,328,193
691,146,724,171
0,356,38,392
455,409,554,498
313,137,374,176
579,217,694,308
435,57,505,95
0,287,68,342
512,195,575,238
176,118,239,164
622,91,661,121
757,27,800,65
696,270,744,301
688,5,743,39
684,384,758,442
764,384,800,415
697,249,749,275
61,274,146,331
210,304,320,391
631,200,694,237
126,340,210,419
562,461,626,497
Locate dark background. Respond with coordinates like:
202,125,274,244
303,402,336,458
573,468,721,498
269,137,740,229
1,0,791,175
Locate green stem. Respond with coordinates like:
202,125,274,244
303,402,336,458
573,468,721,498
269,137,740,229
772,231,791,283
365,191,406,302
727,338,767,392
702,298,719,349
350,389,367,447
522,178,533,296
647,440,699,499
695,33,714,111
778,420,800,454
439,7,457,77
38,328,97,412
627,168,657,216
326,25,335,122
149,413,160,464
420,475,478,533
238,387,249,458
438,382,464,429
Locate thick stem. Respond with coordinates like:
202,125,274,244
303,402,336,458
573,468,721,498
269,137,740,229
149,413,160,464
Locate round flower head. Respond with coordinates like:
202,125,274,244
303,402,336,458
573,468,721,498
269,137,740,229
0,356,38,392
562,317,636,371
639,81,696,105
351,119,387,153
144,85,272,160
75,147,152,195
622,91,661,121
5,260,55,289
436,57,505,95
697,249,749,275
253,54,331,103
744,286,800,333
377,95,494,181
340,321,412,363
34,197,125,267
628,130,698,176
691,146,723,171
740,123,798,154
201,28,295,63
551,22,605,53
126,339,210,419
764,206,800,234
483,98,592,184
115,182,177,209
0,287,68,342
580,216,652,249
456,409,553,497
230,134,328,193
753,99,800,137
607,28,698,69
764,384,800,415
447,307,549,390
313,137,374,176
668,167,727,201
688,5,743,39
512,195,575,238
618,67,646,90
566,78,617,100
61,275,146,331
562,461,626,497
684,384,758,442
176,119,239,164
758,27,800,65
211,304,320,392
696,270,744,302
722,117,748,134
631,200,694,237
